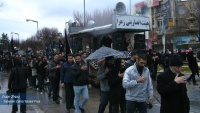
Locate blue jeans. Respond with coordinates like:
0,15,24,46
73,85,89,113
98,91,112,113
126,100,147,113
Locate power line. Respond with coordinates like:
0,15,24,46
0,18,27,24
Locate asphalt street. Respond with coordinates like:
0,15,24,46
0,71,200,113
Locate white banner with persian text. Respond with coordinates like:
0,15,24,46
114,15,150,31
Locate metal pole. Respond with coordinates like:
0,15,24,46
130,0,131,15
84,0,85,27
17,33,19,43
199,13,200,42
36,21,38,32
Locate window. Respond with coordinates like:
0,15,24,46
157,19,163,27
179,5,186,15
152,17,155,26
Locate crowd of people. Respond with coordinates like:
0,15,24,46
2,46,200,113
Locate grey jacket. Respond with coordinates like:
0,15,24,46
123,63,153,102
48,60,61,78
97,63,110,91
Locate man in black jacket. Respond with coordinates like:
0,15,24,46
8,59,29,113
152,51,160,81
125,51,137,68
37,56,48,94
72,54,91,113
157,55,190,113
60,54,75,113
48,54,62,104
187,47,199,85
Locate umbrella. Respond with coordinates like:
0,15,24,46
86,46,124,60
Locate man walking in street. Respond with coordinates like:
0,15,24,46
157,54,190,113
60,54,75,113
72,54,91,113
125,51,138,68
8,59,29,113
123,54,153,113
48,54,62,104
97,57,112,113
187,47,199,85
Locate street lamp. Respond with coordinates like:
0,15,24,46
26,19,38,32
11,32,19,42
26,19,39,49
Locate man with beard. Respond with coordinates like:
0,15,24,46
72,54,91,113
157,54,190,113
123,54,153,113
125,51,138,68
48,54,62,104
60,54,75,113
37,56,48,94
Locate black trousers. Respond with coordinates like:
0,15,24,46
111,99,126,113
152,65,158,80
12,88,26,112
64,83,74,109
126,101,147,113
38,74,45,92
49,77,60,101
188,66,198,83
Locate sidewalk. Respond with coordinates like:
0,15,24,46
1,71,200,113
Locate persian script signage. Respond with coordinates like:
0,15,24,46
113,15,150,30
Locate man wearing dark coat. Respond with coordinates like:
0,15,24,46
157,55,190,113
8,59,29,113
187,47,199,85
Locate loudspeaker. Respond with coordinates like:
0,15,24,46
134,34,145,42
115,2,126,15
134,42,145,49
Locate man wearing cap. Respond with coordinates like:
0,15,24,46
157,54,190,113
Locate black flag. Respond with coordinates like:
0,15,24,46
65,28,71,54
59,39,64,53
10,37,14,53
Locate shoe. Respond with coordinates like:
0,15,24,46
79,106,85,113
66,109,70,113
187,79,191,84
71,105,75,109
58,96,62,100
152,78,157,81
48,94,51,99
53,100,60,104
56,100,60,104
193,83,198,85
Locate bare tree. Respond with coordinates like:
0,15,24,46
19,27,59,51
73,7,113,27
0,3,3,7
172,1,200,37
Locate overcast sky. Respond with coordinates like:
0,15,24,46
0,0,143,40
